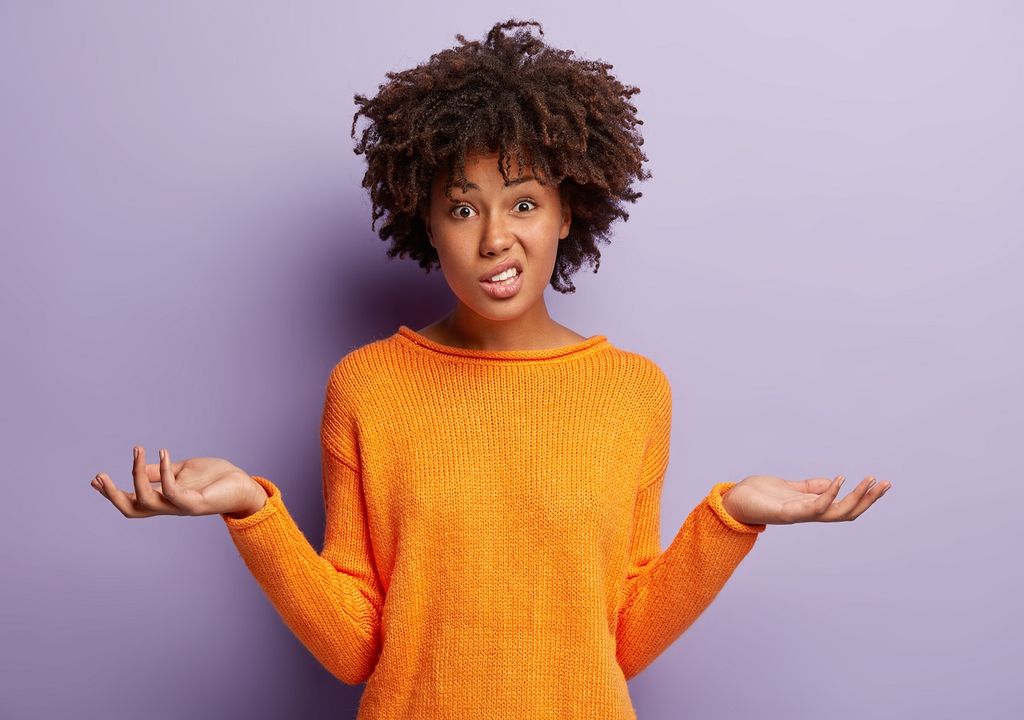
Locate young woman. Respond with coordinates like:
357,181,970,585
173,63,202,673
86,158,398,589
90,18,891,719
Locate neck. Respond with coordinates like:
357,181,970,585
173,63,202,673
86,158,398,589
438,301,566,352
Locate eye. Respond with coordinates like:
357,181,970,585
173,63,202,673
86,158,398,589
449,199,538,220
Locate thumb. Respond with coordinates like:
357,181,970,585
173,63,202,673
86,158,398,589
792,475,843,495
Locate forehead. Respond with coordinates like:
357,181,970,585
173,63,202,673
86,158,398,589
464,151,528,173
433,150,538,191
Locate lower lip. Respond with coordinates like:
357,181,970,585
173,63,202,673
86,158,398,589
479,270,524,299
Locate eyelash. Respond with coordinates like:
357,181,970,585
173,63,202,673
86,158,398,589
450,199,538,219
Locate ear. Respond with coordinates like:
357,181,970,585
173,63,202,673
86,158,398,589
558,189,572,240
420,203,435,248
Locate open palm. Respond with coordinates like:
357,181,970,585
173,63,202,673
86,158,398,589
90,446,260,519
723,474,892,525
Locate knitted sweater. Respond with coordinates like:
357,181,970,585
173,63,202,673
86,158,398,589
221,325,766,719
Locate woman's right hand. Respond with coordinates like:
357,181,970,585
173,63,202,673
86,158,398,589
90,446,267,519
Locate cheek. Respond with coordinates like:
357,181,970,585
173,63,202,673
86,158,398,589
434,247,476,289
522,242,559,289
531,230,561,263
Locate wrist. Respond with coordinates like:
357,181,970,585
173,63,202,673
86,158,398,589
720,484,743,523
709,481,766,534
227,478,268,519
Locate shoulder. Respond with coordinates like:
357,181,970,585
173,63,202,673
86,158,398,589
604,344,672,402
594,344,673,436
320,336,398,461
322,334,400,415
328,334,397,385
607,348,673,451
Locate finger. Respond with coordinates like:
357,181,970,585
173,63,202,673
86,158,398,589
124,481,182,514
820,476,877,521
789,476,839,494
158,448,186,509
142,455,186,483
810,476,845,515
846,478,892,520
132,446,163,509
95,472,159,518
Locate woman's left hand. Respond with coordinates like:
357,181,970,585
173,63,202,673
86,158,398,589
722,475,891,525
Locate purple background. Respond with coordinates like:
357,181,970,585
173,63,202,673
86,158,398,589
2,2,1021,718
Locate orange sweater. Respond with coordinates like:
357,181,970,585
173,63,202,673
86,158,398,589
221,325,766,719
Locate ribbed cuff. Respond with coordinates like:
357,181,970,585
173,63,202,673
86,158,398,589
221,475,280,530
707,481,767,534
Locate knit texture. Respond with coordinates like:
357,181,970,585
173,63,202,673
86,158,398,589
222,325,766,719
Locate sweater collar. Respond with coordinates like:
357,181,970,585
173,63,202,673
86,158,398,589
395,325,609,363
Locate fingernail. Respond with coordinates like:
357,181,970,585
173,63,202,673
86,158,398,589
160,449,166,461
133,446,138,459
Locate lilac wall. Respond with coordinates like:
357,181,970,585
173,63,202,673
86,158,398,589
2,2,1020,718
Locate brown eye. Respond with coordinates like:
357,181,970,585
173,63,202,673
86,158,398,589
515,200,537,213
451,205,476,219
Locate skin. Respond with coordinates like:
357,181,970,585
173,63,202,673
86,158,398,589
89,150,893,522
90,449,891,524
91,447,266,519
722,474,891,526
417,150,585,351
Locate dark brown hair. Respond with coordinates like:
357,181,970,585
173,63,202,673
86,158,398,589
350,18,651,293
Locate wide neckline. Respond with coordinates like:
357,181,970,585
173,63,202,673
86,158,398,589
395,325,609,363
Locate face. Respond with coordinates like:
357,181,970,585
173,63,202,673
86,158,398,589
422,151,572,323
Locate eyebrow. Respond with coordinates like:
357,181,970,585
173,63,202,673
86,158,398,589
457,176,538,191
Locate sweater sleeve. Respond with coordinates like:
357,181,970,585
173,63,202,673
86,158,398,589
219,366,384,685
614,373,766,680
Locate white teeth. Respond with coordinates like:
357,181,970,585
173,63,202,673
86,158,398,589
488,267,519,282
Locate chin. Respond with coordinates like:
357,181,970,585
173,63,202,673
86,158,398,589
458,289,537,322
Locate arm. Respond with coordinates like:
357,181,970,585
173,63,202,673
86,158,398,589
220,364,385,685
221,448,383,685
614,376,766,680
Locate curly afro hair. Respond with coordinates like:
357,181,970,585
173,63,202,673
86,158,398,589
350,17,652,294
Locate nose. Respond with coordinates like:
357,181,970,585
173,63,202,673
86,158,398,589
479,210,514,256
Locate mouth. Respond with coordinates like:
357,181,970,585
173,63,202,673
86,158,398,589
478,259,524,283
479,266,524,299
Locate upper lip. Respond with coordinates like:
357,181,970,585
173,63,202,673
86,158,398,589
479,259,523,282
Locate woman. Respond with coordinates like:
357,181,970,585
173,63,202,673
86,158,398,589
90,18,891,719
